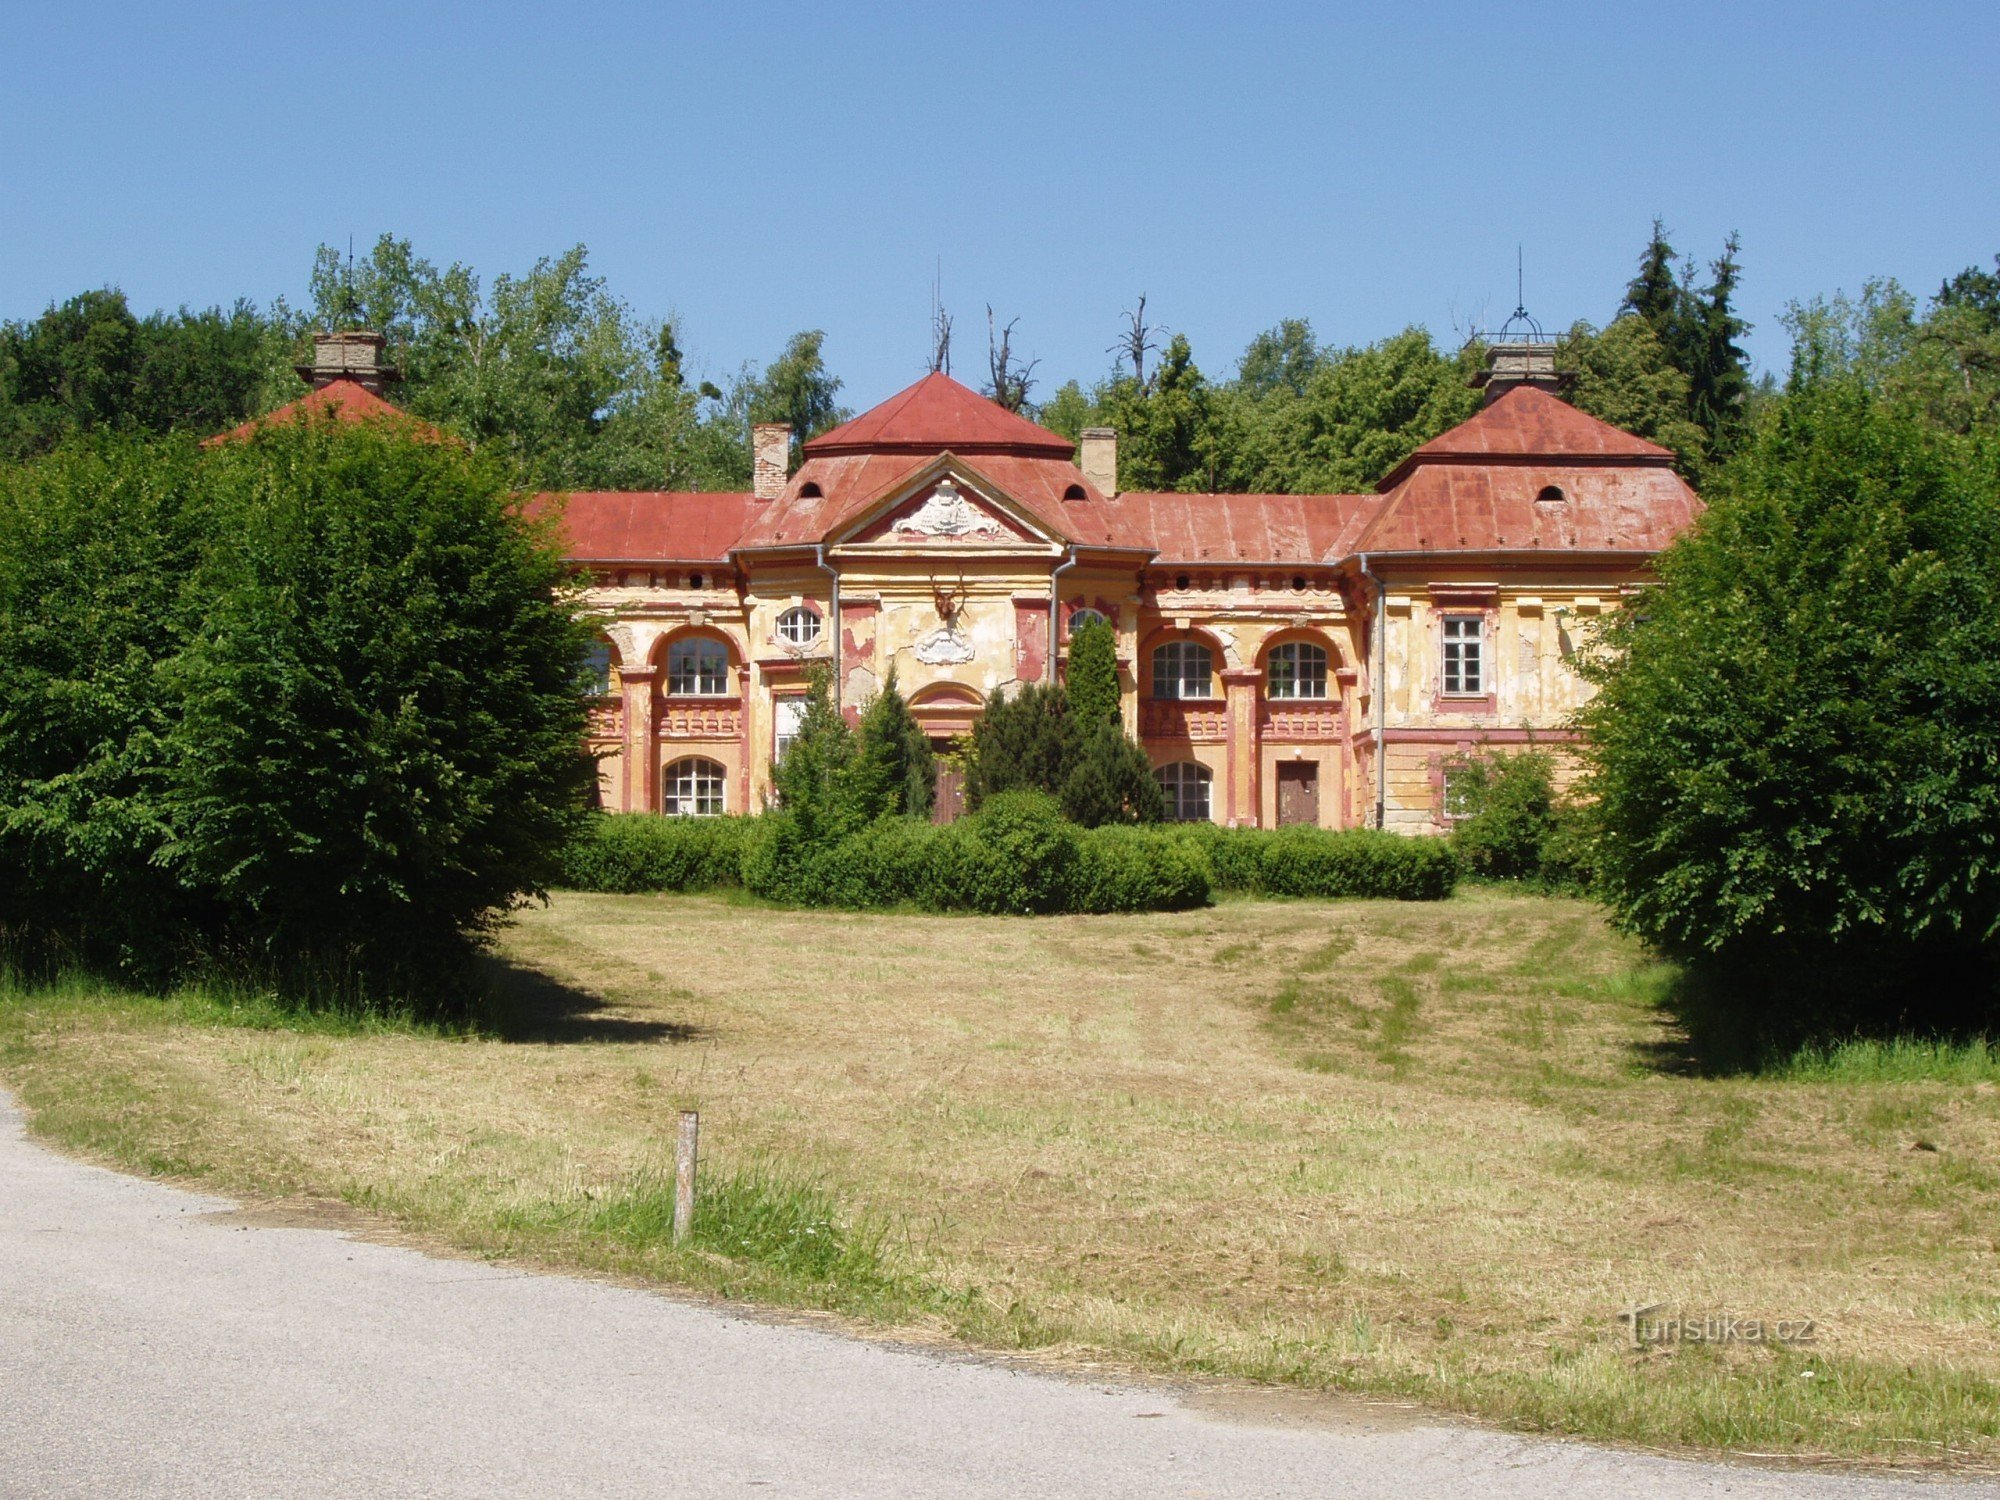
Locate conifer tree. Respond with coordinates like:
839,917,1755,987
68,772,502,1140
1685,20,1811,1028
854,663,935,819
770,664,861,841
1064,617,1121,728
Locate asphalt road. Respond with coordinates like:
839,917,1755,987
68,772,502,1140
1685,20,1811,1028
0,1091,1982,1499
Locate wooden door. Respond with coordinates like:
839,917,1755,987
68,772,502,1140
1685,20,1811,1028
932,762,967,824
1276,761,1319,826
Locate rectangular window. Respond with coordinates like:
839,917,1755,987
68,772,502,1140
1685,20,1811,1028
1442,616,1484,696
774,697,807,763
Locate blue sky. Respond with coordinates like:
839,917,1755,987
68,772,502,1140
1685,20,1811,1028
4,2,1996,405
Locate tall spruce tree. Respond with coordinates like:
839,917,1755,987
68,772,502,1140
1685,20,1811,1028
854,664,936,820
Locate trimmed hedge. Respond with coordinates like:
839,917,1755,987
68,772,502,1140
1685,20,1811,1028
1168,823,1460,902
560,807,1454,909
560,812,749,893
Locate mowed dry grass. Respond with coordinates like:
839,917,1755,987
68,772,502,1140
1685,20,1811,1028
5,889,2000,1465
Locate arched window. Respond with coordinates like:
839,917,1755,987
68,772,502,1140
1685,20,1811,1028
1062,483,1087,501
667,637,731,696
1155,762,1212,823
1068,607,1109,636
664,757,726,817
1266,641,1329,700
579,639,615,697
776,607,821,647
799,482,824,499
1150,640,1213,699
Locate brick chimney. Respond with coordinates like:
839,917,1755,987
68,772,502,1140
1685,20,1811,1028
296,330,400,395
1471,341,1569,406
752,423,792,500
1079,426,1117,498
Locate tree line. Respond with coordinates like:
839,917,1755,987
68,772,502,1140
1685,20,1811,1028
23,224,2000,495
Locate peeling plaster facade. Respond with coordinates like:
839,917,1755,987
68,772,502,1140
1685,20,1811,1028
543,351,1701,832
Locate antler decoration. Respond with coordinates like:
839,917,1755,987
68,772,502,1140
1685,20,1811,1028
931,572,969,625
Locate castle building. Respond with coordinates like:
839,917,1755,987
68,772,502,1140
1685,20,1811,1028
556,341,1700,832
251,330,1701,832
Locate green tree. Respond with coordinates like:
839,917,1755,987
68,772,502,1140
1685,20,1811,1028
1558,317,1709,476
304,234,753,492
0,437,220,974
1233,327,1478,494
1236,318,1324,399
1053,616,1161,825
964,683,1076,808
1063,616,1121,728
1576,378,2000,1044
770,664,863,841
1615,221,1753,464
854,664,936,820
1095,334,1224,491
165,419,594,992
0,291,293,460
1060,722,1166,827
745,329,849,461
1784,271,2000,436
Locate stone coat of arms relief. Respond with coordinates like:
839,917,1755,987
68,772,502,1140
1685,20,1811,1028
894,479,1005,540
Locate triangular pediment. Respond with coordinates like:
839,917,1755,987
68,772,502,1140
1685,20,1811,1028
833,455,1062,549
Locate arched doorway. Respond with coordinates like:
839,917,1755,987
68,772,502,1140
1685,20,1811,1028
908,682,984,823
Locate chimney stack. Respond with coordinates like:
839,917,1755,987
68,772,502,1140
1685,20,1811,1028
1471,341,1569,406
1079,426,1118,499
752,423,792,500
297,330,399,395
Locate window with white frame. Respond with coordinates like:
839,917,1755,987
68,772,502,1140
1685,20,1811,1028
579,640,614,697
773,697,807,763
1068,607,1109,637
667,637,730,696
1150,640,1214,699
1155,761,1212,822
1266,641,1328,699
664,757,726,817
776,607,821,647
1441,616,1484,696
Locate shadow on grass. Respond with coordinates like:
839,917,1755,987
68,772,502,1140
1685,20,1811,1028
473,955,701,1046
1633,953,2000,1080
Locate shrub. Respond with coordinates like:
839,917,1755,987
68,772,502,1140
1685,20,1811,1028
926,791,1080,914
806,816,938,909
1071,826,1210,912
1448,750,1562,882
1173,823,1458,901
560,813,748,893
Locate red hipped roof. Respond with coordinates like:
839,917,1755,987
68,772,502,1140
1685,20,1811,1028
805,372,1078,457
203,377,447,447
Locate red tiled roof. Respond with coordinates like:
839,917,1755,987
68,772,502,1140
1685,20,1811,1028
540,491,760,562
1355,463,1700,553
1354,385,1697,554
805,373,1078,458
202,377,447,447
736,450,1130,550
1376,384,1673,487
1100,492,1378,564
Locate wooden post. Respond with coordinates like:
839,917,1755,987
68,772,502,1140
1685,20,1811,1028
673,1109,699,1243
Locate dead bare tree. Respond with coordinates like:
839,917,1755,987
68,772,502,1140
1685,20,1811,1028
985,305,1038,413
1110,294,1165,391
928,261,953,375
